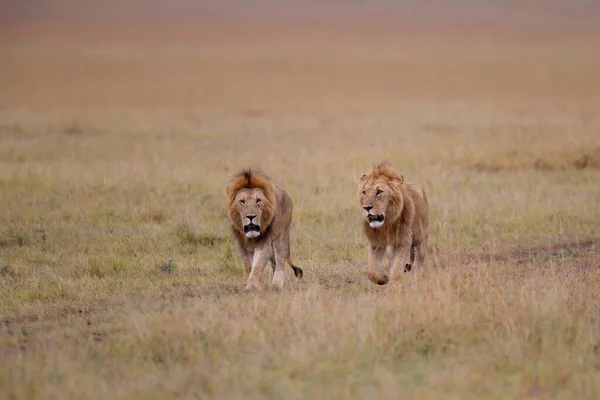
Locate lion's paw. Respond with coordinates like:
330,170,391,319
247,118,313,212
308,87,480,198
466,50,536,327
243,283,261,293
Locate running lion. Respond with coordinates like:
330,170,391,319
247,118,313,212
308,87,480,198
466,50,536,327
225,169,303,291
358,162,430,284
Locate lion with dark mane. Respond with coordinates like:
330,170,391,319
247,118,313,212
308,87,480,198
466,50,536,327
358,162,429,284
225,169,302,291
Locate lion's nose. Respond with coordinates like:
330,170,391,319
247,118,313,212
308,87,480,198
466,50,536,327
363,206,373,212
246,215,257,222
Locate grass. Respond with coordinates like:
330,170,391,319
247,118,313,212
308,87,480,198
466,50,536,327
1,2,600,398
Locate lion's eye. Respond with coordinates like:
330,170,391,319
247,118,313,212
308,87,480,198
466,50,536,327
362,191,366,195
256,199,262,205
239,200,245,205
376,190,383,196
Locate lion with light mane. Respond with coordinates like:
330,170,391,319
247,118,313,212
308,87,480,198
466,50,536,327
225,169,303,291
358,162,429,284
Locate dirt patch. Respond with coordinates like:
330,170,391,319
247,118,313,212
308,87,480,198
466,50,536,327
476,239,598,265
428,239,599,269
468,148,600,173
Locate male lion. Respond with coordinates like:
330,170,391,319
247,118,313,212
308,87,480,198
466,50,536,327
225,169,303,291
358,162,429,285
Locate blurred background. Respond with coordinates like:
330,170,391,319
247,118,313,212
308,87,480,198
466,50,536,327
2,0,600,114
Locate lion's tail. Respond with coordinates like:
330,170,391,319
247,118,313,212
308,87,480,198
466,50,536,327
287,256,303,279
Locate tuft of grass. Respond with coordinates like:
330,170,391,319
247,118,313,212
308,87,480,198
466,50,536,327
88,254,133,278
88,257,106,278
0,229,29,248
27,281,64,301
143,208,168,223
158,259,176,274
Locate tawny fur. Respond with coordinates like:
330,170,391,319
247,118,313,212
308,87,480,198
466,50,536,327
225,169,302,291
358,162,429,284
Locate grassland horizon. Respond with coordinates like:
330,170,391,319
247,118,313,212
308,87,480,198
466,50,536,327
1,1,600,399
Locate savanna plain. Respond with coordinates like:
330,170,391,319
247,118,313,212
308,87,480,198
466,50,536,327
1,2,600,399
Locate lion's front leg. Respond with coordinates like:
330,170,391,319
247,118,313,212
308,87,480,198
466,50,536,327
270,237,289,290
367,245,389,285
386,245,395,268
244,247,272,292
240,248,253,277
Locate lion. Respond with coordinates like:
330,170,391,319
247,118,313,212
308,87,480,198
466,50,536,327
225,169,303,291
358,162,429,285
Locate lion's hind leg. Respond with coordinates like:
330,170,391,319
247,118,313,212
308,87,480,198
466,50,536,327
405,247,415,272
413,236,427,270
279,233,303,279
270,255,276,274
271,238,289,290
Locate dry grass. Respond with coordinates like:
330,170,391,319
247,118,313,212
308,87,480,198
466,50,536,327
1,1,600,398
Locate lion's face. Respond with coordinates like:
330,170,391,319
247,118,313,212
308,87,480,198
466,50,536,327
232,188,270,238
359,174,404,229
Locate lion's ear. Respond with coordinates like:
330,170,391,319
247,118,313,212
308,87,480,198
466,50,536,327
397,175,405,185
360,174,367,180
